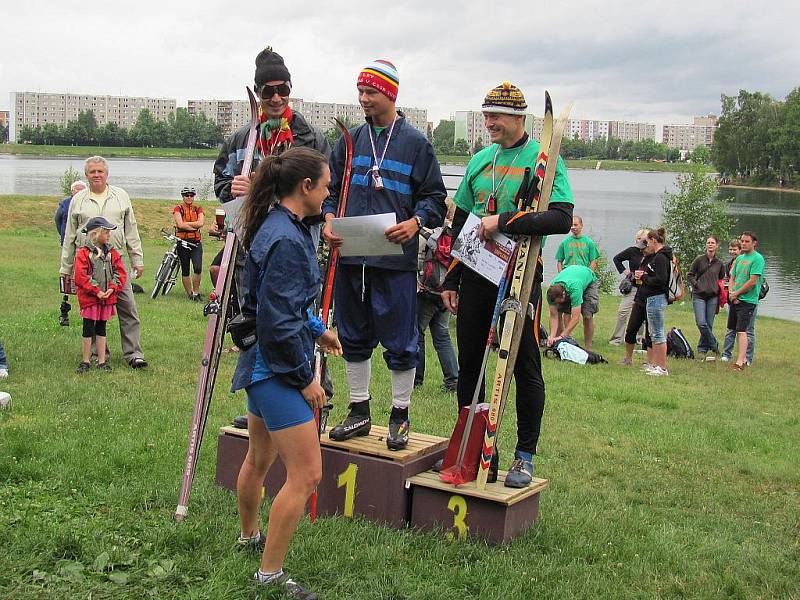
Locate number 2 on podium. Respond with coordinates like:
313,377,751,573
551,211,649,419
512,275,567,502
337,463,358,517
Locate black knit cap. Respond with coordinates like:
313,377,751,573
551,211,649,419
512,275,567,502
254,46,291,86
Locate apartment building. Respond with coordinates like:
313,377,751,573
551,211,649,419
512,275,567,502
188,97,428,139
10,91,175,141
662,115,717,151
608,120,658,143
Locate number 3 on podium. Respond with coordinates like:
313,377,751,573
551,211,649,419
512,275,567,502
337,463,358,518
446,494,468,541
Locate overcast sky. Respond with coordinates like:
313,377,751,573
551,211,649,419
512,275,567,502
2,0,798,127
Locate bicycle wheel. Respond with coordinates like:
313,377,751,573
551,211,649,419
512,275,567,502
163,257,179,296
151,256,170,299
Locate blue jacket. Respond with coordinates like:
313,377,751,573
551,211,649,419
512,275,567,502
231,204,325,392
323,113,447,271
55,196,72,245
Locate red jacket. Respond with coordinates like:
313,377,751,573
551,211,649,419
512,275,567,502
73,245,128,310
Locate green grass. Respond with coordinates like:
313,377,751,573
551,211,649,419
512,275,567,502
1,196,799,599
0,143,218,160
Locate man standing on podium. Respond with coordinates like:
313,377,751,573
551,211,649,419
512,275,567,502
442,82,574,487
322,59,447,451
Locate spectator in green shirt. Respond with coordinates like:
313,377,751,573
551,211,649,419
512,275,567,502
726,231,765,371
546,265,599,350
555,215,600,272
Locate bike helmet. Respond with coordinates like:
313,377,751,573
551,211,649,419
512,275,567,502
180,186,196,196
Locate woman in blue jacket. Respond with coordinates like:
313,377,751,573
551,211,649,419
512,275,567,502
232,147,341,598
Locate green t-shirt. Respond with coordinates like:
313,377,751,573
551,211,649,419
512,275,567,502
555,234,600,268
454,139,574,217
548,265,597,307
731,250,765,305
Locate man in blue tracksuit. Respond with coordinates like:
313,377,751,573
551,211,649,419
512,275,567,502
322,59,447,450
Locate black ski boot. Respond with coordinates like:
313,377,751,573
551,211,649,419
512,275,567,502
387,406,410,451
329,400,371,441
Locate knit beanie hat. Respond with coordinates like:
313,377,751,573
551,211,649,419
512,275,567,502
482,81,528,115
254,46,291,86
357,60,399,101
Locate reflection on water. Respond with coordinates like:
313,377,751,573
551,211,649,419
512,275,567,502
2,155,799,321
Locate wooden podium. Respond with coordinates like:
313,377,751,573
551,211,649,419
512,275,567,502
215,425,547,542
215,425,447,527
406,471,548,544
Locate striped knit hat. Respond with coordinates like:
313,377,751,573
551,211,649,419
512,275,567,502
357,59,399,101
482,81,528,115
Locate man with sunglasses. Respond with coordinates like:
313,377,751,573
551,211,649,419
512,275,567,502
213,46,331,431
213,46,330,205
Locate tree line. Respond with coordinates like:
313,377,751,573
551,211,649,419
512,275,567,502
17,108,223,148
713,88,800,186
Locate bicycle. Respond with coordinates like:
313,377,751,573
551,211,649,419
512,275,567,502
151,229,199,299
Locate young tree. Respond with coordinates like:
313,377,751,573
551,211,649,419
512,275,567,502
59,166,82,196
432,120,455,154
453,138,469,155
662,167,733,271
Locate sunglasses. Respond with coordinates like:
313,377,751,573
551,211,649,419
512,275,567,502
258,83,291,98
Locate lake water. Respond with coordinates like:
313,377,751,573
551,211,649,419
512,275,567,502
2,154,798,321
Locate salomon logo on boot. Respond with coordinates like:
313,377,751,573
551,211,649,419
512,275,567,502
329,401,371,441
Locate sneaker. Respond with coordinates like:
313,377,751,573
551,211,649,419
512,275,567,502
504,453,534,488
441,382,458,393
129,357,148,369
97,362,112,372
76,362,91,374
641,362,655,372
705,354,717,363
646,366,669,377
329,400,371,441
720,356,731,362
254,571,317,600
746,360,752,367
0,367,7,379
232,415,248,429
236,530,265,552
608,338,622,346
387,406,410,451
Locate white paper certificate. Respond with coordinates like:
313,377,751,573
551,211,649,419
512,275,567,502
332,213,404,257
451,212,515,285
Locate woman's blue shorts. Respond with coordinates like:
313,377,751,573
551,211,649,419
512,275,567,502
246,376,313,432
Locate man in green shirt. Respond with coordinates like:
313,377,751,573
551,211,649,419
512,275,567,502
726,231,765,370
546,265,599,350
441,81,574,488
555,215,600,271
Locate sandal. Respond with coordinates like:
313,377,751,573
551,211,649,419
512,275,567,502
730,363,745,371
76,362,91,374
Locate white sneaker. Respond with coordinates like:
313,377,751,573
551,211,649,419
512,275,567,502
646,366,669,376
0,368,8,379
705,355,717,363
641,363,654,372
720,356,730,362
608,339,622,346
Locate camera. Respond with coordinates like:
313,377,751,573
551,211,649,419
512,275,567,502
59,294,71,326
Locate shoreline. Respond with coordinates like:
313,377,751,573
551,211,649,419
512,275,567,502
719,183,800,194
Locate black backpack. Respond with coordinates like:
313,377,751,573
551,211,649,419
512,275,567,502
666,327,694,359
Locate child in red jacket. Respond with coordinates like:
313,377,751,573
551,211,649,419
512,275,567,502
73,217,127,373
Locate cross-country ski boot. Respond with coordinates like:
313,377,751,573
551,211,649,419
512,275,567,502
504,449,534,488
386,406,410,451
329,399,371,441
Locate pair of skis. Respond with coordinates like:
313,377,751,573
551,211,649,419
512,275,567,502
309,117,353,522
474,93,572,489
175,87,259,522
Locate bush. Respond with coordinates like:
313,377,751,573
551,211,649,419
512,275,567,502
59,166,82,196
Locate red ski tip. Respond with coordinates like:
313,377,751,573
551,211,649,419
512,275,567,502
209,292,217,301
439,465,472,486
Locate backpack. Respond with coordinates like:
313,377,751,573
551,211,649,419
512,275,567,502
759,278,769,300
668,256,684,304
666,327,694,359
419,226,454,294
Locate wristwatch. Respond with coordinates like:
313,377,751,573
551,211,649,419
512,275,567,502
413,215,423,231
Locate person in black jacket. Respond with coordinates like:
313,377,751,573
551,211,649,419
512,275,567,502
609,228,648,345
441,82,574,488
214,46,331,430
687,235,726,360
621,227,672,376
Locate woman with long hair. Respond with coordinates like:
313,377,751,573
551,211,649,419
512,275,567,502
621,227,673,376
231,146,341,599
609,228,648,345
